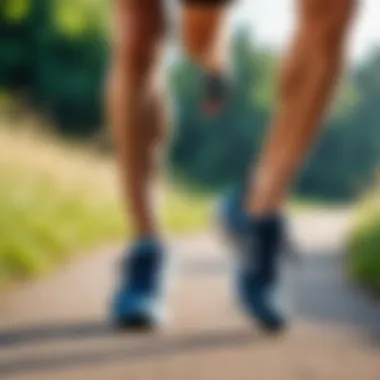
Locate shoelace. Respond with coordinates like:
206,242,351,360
239,232,301,275
124,252,161,295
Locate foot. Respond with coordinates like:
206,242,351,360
111,238,167,330
201,71,230,116
219,187,290,332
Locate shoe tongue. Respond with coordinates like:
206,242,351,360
246,214,284,280
130,237,162,256
249,214,283,239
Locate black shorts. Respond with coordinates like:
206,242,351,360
181,0,231,5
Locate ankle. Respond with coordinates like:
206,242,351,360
132,223,157,241
132,233,161,246
244,195,282,220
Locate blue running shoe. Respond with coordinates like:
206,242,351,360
111,238,167,330
219,187,291,332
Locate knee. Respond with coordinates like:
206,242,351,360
184,33,208,63
182,23,209,62
301,0,356,55
181,6,222,63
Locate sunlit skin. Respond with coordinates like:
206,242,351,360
106,0,227,238
106,0,356,238
246,0,356,215
181,5,228,73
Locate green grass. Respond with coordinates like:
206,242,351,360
0,169,126,282
161,187,211,234
0,120,333,286
0,124,210,285
347,196,380,296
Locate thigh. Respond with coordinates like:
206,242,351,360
180,0,231,5
111,0,164,16
110,0,165,50
296,0,356,24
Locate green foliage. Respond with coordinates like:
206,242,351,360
0,127,210,285
1,0,30,24
1,0,380,200
0,167,125,283
168,31,267,192
54,0,109,38
168,33,380,200
0,0,108,134
348,198,380,296
0,166,210,284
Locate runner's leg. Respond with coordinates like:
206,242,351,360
106,0,166,238
246,0,356,215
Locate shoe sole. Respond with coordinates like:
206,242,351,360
112,313,158,332
215,198,291,334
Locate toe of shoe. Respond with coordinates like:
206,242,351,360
111,292,160,330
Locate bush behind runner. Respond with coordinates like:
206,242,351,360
347,194,380,297
0,123,210,285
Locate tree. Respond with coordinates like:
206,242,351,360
168,28,269,192
0,0,108,135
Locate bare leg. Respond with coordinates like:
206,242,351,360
106,0,165,238
246,0,356,215
180,2,229,73
180,2,231,114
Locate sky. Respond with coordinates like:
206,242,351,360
231,0,380,62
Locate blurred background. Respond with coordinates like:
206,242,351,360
0,0,380,378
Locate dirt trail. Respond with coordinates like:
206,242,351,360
1,209,379,380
